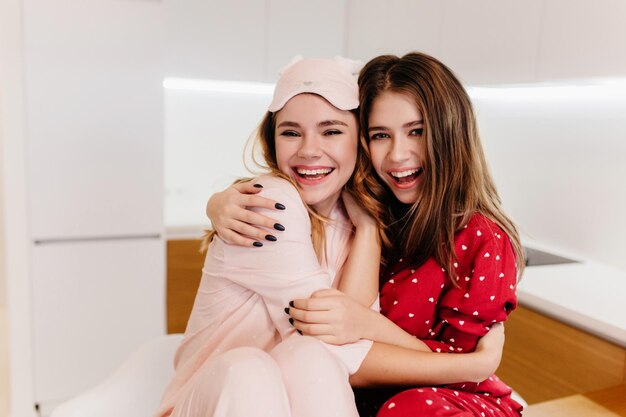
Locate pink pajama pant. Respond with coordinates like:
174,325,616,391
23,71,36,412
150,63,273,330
169,336,359,417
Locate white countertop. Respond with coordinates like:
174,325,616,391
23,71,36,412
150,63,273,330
517,256,626,347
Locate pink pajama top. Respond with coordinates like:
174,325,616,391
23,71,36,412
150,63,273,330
156,175,373,417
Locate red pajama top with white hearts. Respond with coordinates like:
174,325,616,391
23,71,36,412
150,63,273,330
379,213,518,395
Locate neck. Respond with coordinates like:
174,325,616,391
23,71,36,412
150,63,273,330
311,192,341,217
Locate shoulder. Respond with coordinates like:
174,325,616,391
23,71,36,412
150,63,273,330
455,213,515,263
254,175,301,202
457,213,507,244
252,174,309,223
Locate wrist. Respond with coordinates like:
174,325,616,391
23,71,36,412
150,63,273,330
362,309,381,341
355,222,379,237
465,349,491,382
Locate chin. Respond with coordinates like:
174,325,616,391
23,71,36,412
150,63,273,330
389,189,420,205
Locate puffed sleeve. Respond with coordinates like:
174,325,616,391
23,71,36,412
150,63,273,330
202,175,372,374
423,217,518,355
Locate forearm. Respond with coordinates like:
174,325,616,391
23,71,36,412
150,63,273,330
337,224,380,307
349,342,493,387
362,309,431,352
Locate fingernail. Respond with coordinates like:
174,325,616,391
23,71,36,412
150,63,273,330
265,234,277,242
275,203,286,210
274,223,285,231
253,183,263,188
284,307,290,314
289,300,294,307
289,318,294,325
252,241,263,247
297,330,303,335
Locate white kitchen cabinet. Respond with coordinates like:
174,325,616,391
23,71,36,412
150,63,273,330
266,0,347,82
163,0,266,81
438,0,544,84
23,0,164,241
15,1,167,414
538,0,626,80
31,238,165,411
346,0,443,63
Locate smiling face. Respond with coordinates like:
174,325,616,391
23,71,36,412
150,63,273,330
367,90,427,205
274,94,358,215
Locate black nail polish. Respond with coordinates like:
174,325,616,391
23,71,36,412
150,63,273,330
265,234,277,242
284,307,290,314
252,241,263,247
275,203,286,210
297,329,303,335
289,300,294,307
289,318,294,325
274,223,285,231
253,183,263,188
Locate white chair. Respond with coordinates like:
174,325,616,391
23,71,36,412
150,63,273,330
511,389,528,409
50,334,183,417
51,333,527,416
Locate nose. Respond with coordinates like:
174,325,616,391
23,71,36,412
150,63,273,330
388,136,410,163
297,134,322,159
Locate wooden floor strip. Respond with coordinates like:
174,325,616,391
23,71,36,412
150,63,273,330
523,395,621,417
583,385,626,417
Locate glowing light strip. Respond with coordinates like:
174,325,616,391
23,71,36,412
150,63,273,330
163,76,626,101
467,79,626,101
163,78,275,95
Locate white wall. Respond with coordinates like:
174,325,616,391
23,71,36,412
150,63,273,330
0,108,5,308
0,0,34,415
163,1,626,271
474,83,626,271
165,86,272,229
162,0,626,86
0,86,7,417
3,1,166,415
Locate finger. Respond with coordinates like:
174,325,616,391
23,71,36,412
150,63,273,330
243,194,285,212
290,297,334,312
288,308,333,324
341,190,356,205
229,219,279,242
290,319,333,336
310,288,341,299
233,181,264,195
235,208,284,232
219,229,261,248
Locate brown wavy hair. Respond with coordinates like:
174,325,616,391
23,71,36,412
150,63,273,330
203,104,381,264
358,52,524,281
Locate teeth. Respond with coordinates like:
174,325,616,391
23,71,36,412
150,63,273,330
296,168,333,176
390,169,419,178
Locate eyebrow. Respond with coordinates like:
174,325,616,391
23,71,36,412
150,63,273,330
276,120,349,129
318,120,349,128
368,120,424,131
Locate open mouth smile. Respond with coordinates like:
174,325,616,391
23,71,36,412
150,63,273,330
293,166,335,185
387,168,423,188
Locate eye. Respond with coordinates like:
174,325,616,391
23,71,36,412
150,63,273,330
369,132,390,141
280,130,300,137
409,128,424,136
324,129,342,136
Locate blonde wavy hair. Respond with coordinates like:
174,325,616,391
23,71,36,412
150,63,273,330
202,106,381,264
